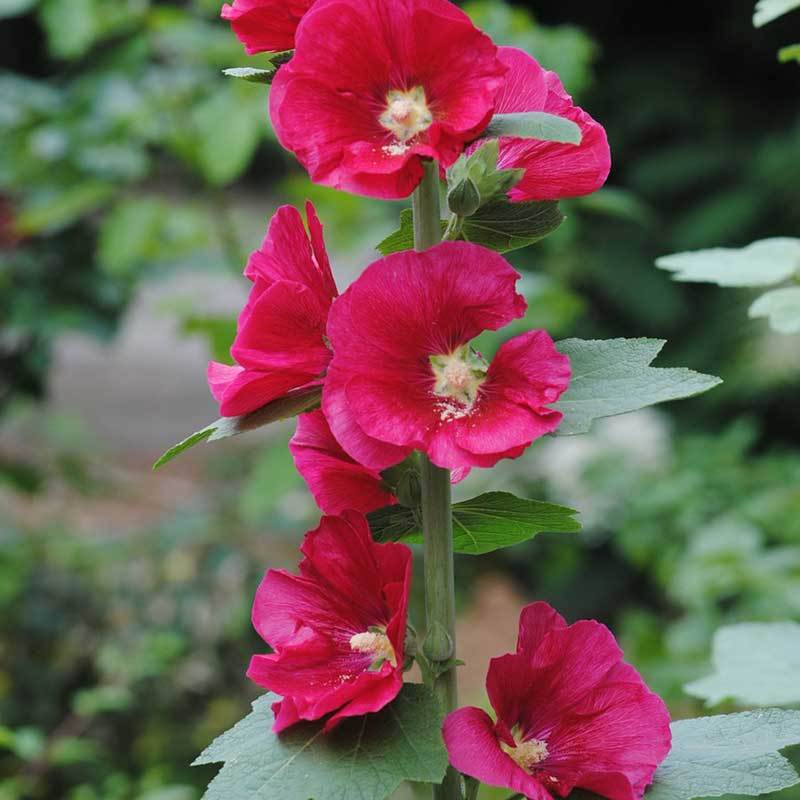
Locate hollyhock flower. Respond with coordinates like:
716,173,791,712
289,409,471,515
486,47,611,203
269,0,507,199
247,512,412,732
290,409,398,515
208,202,337,417
221,0,315,54
443,602,672,800
323,242,571,472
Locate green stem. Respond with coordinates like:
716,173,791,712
412,161,462,800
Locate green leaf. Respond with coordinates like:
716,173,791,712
647,709,800,800
376,208,442,255
553,339,722,436
483,112,582,145
749,286,800,333
656,238,800,287
779,43,800,62
153,387,322,470
222,67,277,85
446,139,524,213
685,622,800,707
193,685,448,800
754,0,800,27
189,82,263,186
376,201,565,257
17,182,116,235
39,0,98,58
459,198,565,253
0,0,37,18
370,492,580,555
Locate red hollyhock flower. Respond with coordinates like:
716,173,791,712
486,47,611,203
443,602,672,800
323,242,570,472
247,512,412,732
290,409,398,515
208,202,337,417
290,409,472,515
269,0,507,199
221,0,315,54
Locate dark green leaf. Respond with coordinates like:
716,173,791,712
647,709,800,800
459,199,565,253
370,492,580,555
483,111,582,144
553,339,722,436
152,387,322,470
193,685,448,800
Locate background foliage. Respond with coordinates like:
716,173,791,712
1,0,799,798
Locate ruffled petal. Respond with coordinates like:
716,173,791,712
221,0,314,54
443,707,552,800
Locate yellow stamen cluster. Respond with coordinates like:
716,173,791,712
379,86,433,145
430,345,489,413
500,737,550,772
349,630,398,668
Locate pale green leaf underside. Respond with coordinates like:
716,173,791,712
656,238,800,287
222,67,276,84
0,0,36,18
483,111,582,144
193,685,448,800
647,709,800,800
685,622,800,706
153,387,322,470
553,338,722,436
369,491,580,555
754,0,800,27
749,286,800,333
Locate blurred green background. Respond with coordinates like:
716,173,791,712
1,1,799,798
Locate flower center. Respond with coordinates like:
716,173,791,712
349,628,397,669
500,735,550,772
430,345,489,415
378,86,433,145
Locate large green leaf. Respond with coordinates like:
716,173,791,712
152,387,322,470
656,238,800,287
193,685,448,800
483,112,582,144
647,709,800,800
553,339,722,436
749,286,800,333
685,622,800,707
377,201,564,256
369,491,580,555
754,0,800,27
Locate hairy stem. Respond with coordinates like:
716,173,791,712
412,160,462,800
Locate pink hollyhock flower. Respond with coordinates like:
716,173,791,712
208,202,337,417
221,0,315,54
487,47,611,203
289,409,397,515
323,242,571,472
269,0,507,199
290,409,472,515
443,602,672,800
247,511,412,732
